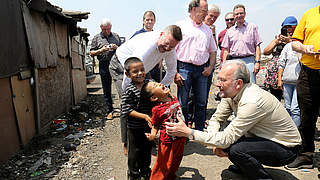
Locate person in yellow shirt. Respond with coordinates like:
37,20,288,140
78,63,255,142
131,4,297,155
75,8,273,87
285,5,320,170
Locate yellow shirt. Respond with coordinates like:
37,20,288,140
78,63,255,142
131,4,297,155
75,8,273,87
194,83,301,149
292,6,320,69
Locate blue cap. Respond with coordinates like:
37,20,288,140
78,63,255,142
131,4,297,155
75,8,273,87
281,16,298,27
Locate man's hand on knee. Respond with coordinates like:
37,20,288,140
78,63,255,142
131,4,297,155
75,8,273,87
213,147,228,157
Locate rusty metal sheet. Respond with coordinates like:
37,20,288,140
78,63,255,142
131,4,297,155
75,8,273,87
0,78,20,162
0,0,30,78
11,76,36,145
22,2,58,68
72,69,87,104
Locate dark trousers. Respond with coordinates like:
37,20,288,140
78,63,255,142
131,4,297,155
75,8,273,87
226,137,298,179
127,128,152,179
297,64,320,153
99,60,113,113
149,65,166,83
120,114,128,144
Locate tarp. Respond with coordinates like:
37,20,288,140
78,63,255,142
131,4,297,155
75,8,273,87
0,0,31,78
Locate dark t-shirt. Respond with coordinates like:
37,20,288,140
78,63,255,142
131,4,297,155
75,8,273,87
90,32,121,62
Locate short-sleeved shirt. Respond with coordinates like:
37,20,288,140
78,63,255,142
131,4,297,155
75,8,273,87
90,32,121,62
221,21,262,57
152,96,185,143
175,18,217,66
292,6,320,69
121,82,148,129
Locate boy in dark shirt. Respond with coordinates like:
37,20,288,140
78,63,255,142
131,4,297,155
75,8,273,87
121,57,153,180
142,81,186,180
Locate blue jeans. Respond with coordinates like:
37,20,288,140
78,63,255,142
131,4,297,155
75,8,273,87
177,61,208,131
99,60,113,114
226,136,298,179
233,56,256,84
283,83,300,127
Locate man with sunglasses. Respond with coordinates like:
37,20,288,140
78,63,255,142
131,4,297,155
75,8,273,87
218,12,235,69
221,4,262,84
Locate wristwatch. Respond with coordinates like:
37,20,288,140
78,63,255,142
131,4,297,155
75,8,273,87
254,60,260,63
189,129,195,140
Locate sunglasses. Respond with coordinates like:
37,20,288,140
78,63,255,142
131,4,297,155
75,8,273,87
225,18,235,22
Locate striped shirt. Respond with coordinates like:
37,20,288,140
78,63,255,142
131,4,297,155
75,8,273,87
121,82,149,128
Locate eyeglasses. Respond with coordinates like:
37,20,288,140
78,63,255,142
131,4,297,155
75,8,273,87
225,18,234,22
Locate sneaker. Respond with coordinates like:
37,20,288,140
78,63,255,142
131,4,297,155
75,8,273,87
285,155,314,170
228,165,243,174
106,112,113,120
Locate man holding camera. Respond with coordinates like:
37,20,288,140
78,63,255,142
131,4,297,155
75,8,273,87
221,4,262,84
90,18,122,120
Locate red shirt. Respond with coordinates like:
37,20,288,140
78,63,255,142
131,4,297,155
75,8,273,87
152,97,185,143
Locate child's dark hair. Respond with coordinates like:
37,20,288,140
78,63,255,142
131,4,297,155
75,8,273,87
124,57,142,72
141,81,153,102
139,80,157,113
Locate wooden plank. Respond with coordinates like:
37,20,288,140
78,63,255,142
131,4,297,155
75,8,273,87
0,78,20,162
72,69,87,104
54,19,68,58
22,3,58,68
72,37,79,53
71,51,82,69
11,76,36,145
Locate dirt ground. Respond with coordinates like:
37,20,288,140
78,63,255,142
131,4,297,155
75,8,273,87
1,60,320,180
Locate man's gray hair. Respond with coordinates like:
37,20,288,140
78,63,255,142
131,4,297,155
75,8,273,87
225,12,234,19
222,60,250,84
208,4,220,15
100,18,111,27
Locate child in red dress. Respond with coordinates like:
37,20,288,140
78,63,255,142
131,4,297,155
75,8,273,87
141,81,186,180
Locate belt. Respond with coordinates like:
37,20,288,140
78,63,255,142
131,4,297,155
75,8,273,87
231,55,253,59
177,60,206,67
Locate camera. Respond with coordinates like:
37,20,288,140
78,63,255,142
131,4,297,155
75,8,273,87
107,44,112,48
281,27,287,36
